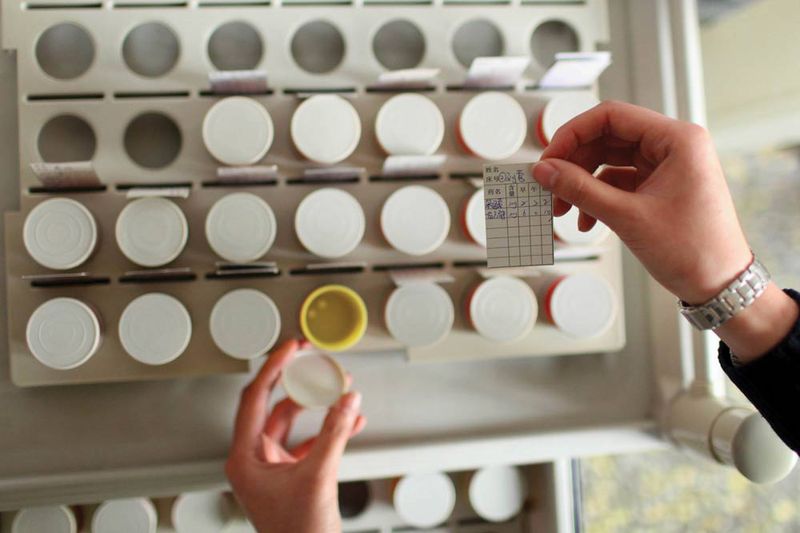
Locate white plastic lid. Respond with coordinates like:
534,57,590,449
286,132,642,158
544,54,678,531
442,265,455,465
202,96,274,166
92,498,158,533
393,472,455,529
540,93,600,144
468,465,528,523
291,95,361,164
119,293,192,365
470,276,537,342
375,93,444,156
282,352,347,409
553,206,611,245
205,192,277,263
463,189,487,247
12,506,77,533
381,185,450,256
26,297,101,370
295,188,365,258
548,273,616,338
459,92,527,161
116,197,188,267
385,283,453,347
23,198,97,270
210,288,281,360
172,491,229,533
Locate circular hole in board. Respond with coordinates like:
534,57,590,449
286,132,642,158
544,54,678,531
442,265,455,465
38,115,97,162
122,22,180,78
530,20,580,68
372,19,426,70
208,21,264,71
338,481,371,519
452,19,504,69
291,20,345,74
35,23,95,80
124,112,182,169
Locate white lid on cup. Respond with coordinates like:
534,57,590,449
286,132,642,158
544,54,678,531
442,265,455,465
381,185,450,256
205,192,277,263
463,189,486,247
295,188,365,258
553,206,611,246
459,92,527,161
119,293,192,365
468,465,528,523
540,93,600,145
385,283,454,347
210,288,281,360
202,96,274,166
23,198,97,270
116,197,188,267
172,490,230,533
92,498,158,533
393,472,455,529
282,352,348,409
12,506,77,533
26,297,101,370
548,273,616,338
375,93,444,156
470,276,537,342
291,95,361,164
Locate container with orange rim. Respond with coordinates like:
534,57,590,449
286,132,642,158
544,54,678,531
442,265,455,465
456,91,527,161
300,284,368,352
539,272,617,338
536,93,600,147
459,188,486,247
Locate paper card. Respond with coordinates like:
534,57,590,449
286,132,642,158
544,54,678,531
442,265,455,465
389,268,455,286
382,155,446,177
30,161,101,189
375,68,440,89
125,187,191,199
209,70,269,94
483,163,555,268
216,165,279,183
465,56,531,88
538,51,612,89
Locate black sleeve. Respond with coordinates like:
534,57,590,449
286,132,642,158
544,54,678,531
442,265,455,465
718,289,800,452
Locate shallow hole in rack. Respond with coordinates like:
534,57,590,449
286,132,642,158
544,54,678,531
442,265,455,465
35,22,95,80
291,20,346,74
37,114,97,162
207,21,264,71
452,19,504,69
338,480,372,519
530,19,580,68
372,19,426,70
122,22,180,77
123,113,182,169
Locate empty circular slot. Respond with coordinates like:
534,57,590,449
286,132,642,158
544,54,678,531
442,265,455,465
35,23,94,80
291,20,345,74
124,113,182,169
530,20,580,68
452,19,504,69
38,115,96,162
338,481,371,519
122,22,180,77
208,21,264,71
372,19,425,70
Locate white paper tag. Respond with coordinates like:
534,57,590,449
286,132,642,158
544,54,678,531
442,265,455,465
483,162,555,268
30,161,101,189
209,70,269,94
538,52,612,89
389,268,455,286
375,68,440,89
465,56,531,88
382,155,446,177
216,165,279,183
302,167,363,181
125,187,191,199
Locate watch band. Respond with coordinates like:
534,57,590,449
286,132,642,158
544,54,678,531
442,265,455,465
679,256,771,330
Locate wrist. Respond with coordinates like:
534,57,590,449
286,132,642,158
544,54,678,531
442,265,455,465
676,245,753,305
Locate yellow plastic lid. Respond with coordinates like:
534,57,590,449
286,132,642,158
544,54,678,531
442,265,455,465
300,284,367,352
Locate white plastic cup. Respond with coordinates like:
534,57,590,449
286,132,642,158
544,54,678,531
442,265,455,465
536,93,600,147
202,96,274,166
553,206,611,246
467,465,528,523
385,283,454,347
281,351,348,409
205,192,277,263
91,498,157,533
380,185,450,256
171,491,231,533
210,288,281,360
460,189,486,247
23,198,98,270
118,293,192,365
295,188,365,258
116,197,188,268
538,272,617,338
457,92,527,161
11,506,78,533
375,93,444,156
290,94,361,164
465,276,537,343
26,297,102,370
392,472,456,529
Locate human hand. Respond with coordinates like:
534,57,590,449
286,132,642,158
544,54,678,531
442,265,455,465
225,339,367,533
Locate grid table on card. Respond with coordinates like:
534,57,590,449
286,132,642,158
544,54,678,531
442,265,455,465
483,163,555,268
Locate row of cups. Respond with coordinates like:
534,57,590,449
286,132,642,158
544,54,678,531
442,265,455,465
204,91,599,166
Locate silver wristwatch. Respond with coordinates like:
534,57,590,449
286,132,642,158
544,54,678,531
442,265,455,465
678,256,771,330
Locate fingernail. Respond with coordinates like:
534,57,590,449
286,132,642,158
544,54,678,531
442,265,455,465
533,160,558,188
340,391,362,413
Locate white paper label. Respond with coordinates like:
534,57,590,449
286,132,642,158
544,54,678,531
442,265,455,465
216,165,279,183
209,70,269,94
538,52,612,89
30,161,101,189
125,187,191,199
465,56,531,88
389,268,455,286
382,155,447,177
375,68,440,88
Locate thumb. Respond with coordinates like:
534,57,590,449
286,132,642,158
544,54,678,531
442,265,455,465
306,391,362,473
